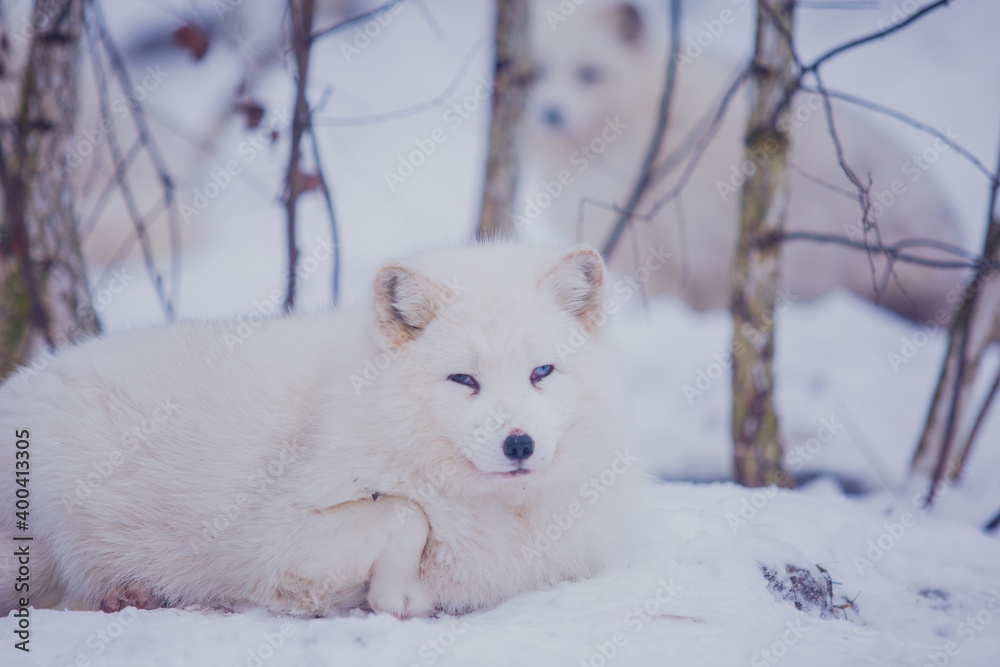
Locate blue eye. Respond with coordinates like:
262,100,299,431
448,374,480,394
531,365,554,385
577,65,602,85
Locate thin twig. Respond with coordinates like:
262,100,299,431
85,11,174,319
87,0,181,317
282,0,315,312
312,39,484,127
804,0,951,73
801,86,998,186
307,124,340,305
311,0,398,43
644,67,751,218
955,364,1000,475
765,231,992,270
927,126,1000,504
601,0,682,259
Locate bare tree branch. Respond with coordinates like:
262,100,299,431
600,0,681,259
308,121,341,305
85,16,174,319
803,0,951,74
312,39,484,127
311,0,399,43
86,0,182,317
918,120,1000,503
282,0,316,312
801,86,998,186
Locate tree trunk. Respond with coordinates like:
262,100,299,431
730,0,796,488
475,0,531,240
0,0,99,381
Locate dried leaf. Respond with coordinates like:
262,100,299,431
297,172,322,193
173,23,210,62
237,99,265,129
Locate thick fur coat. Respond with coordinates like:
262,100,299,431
0,245,637,617
523,0,967,322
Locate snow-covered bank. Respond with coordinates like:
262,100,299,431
6,480,1000,667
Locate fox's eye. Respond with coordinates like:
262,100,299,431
530,365,554,385
577,64,603,85
448,374,480,394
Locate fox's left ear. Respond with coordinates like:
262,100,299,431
542,246,605,331
373,264,441,348
607,2,644,47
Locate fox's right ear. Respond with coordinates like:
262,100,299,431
373,264,440,347
542,246,606,332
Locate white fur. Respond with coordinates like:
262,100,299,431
523,0,966,322
0,245,638,617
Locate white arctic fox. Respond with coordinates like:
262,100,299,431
0,245,637,617
522,0,966,322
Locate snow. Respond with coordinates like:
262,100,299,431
8,482,1000,666
4,0,1000,665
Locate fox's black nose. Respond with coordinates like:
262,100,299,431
543,106,563,127
503,433,534,461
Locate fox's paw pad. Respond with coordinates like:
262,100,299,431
368,580,435,619
99,588,157,613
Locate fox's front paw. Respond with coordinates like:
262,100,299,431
99,588,158,613
368,578,435,619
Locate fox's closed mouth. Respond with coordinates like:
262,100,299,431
504,468,532,477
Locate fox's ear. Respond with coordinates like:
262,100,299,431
607,2,644,47
543,246,605,331
373,264,440,347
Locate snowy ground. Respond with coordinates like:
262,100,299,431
4,0,1000,665
8,482,1000,667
